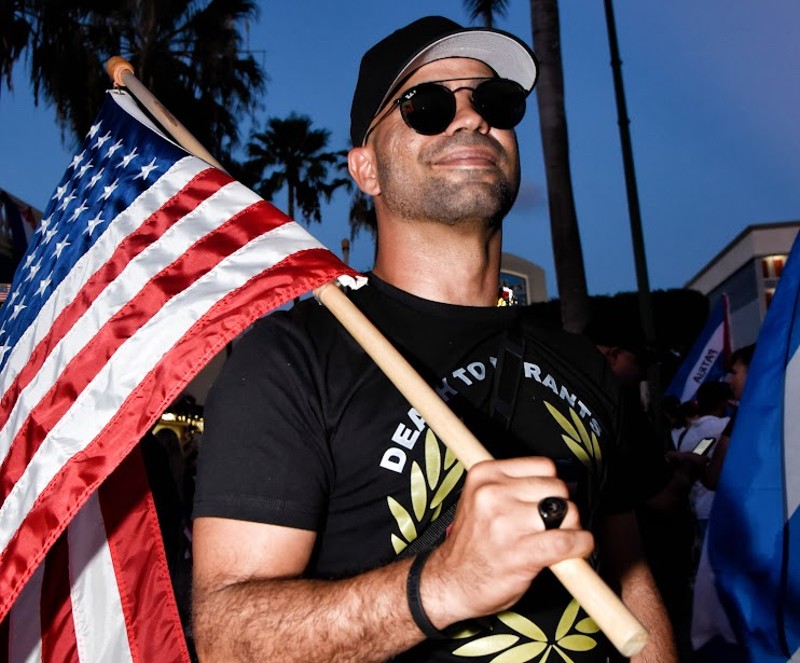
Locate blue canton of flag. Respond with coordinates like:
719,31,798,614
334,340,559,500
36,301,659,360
708,234,800,661
0,92,184,368
665,294,731,404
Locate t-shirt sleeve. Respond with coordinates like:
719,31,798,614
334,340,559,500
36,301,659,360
192,313,333,530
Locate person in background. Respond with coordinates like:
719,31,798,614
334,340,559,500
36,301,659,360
660,395,683,435
701,343,756,491
670,381,732,540
587,327,697,655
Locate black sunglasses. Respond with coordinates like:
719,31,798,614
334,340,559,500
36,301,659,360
364,77,527,143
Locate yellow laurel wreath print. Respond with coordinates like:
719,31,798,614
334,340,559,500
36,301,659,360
389,428,464,555
543,401,601,472
451,600,599,662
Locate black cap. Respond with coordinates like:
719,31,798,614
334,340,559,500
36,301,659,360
350,16,538,146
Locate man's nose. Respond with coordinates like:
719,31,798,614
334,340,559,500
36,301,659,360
444,88,490,135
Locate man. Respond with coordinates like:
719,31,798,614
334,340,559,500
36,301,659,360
192,16,676,662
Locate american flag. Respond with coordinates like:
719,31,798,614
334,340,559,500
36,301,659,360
0,89,359,660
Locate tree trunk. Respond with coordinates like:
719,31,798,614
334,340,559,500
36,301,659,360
530,0,590,333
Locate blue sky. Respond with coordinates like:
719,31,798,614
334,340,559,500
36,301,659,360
1,0,798,297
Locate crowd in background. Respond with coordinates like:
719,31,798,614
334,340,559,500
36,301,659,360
595,332,756,662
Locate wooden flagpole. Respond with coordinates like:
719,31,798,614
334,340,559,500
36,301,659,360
105,57,648,657
106,57,228,174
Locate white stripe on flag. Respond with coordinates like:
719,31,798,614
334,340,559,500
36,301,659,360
679,322,726,402
784,344,800,517
67,492,133,663
8,561,44,663
0,220,324,550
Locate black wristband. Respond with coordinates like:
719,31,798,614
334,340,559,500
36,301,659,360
406,548,447,640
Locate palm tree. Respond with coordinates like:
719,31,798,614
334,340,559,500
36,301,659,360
2,0,264,168
0,0,30,95
530,0,590,333
463,0,509,27
246,113,350,225
461,0,590,332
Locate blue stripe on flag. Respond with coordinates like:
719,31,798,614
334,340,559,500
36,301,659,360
708,233,800,661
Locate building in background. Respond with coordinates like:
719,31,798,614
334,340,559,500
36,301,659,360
686,221,800,347
0,189,42,299
500,252,547,306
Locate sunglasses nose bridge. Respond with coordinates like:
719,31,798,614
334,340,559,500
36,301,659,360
447,86,491,135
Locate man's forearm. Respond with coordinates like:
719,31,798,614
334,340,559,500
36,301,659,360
597,511,677,662
621,558,678,663
193,558,424,662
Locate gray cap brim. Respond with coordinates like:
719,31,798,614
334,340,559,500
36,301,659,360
377,30,538,114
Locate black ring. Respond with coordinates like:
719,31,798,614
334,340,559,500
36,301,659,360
538,497,567,530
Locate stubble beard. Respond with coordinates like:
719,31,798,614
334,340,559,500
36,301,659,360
376,135,519,228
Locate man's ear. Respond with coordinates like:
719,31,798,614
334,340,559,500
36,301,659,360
348,146,381,196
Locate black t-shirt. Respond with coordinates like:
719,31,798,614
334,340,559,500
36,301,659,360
194,275,668,662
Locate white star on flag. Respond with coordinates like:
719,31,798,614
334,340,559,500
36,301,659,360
135,157,159,181
70,201,90,222
87,168,104,189
118,147,139,169
85,214,104,235
107,139,123,157
53,238,70,259
100,179,119,201
69,150,85,170
34,276,52,297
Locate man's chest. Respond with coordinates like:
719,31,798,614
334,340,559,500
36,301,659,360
323,339,615,548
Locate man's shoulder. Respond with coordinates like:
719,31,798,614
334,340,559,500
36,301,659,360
516,312,602,355
515,311,613,383
219,299,345,381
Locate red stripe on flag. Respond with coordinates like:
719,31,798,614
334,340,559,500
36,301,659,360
0,167,231,434
40,535,77,662
0,246,351,619
99,449,189,663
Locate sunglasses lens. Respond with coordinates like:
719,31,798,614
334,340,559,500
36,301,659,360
472,79,526,129
399,83,456,136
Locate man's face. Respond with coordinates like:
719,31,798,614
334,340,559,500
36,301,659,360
604,347,642,387
366,58,521,227
728,360,748,400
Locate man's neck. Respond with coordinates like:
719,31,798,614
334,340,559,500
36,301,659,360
372,220,502,306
